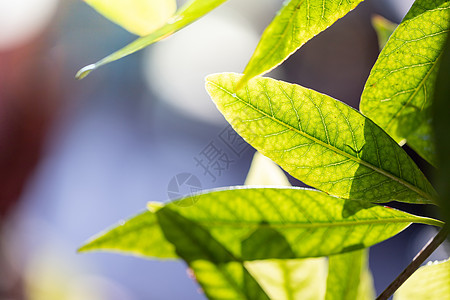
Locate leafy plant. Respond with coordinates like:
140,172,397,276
77,0,450,299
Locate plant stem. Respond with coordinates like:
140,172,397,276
376,225,449,300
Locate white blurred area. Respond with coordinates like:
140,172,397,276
144,0,281,124
0,0,59,50
144,12,258,124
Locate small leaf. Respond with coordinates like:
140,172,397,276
76,0,228,79
83,0,176,36
371,15,397,50
78,211,177,259
245,151,291,186
360,0,450,166
206,73,437,204
394,259,450,300
325,249,375,300
238,0,365,88
162,187,443,260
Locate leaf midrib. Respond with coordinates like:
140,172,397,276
174,215,443,228
208,80,432,201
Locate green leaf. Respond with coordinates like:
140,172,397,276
206,73,437,204
159,187,443,260
371,15,397,50
244,258,327,300
325,249,375,300
237,0,365,88
76,0,228,79
432,20,450,225
78,211,177,259
245,152,328,300
394,259,450,300
360,0,450,166
83,0,176,36
161,153,274,300
357,259,375,300
156,207,270,300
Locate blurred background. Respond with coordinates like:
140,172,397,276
0,0,448,299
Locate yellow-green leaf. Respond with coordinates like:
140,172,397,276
78,211,177,259
238,0,365,88
76,0,228,79
156,207,270,300
244,152,327,300
394,259,450,300
160,187,443,259
325,249,375,300
84,0,176,36
206,73,437,204
360,0,450,166
244,258,327,300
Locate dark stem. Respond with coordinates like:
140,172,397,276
376,225,449,300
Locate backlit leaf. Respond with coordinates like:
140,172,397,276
238,0,365,88
76,0,228,79
244,258,327,300
157,187,443,260
78,211,177,259
156,207,269,300
83,0,176,36
245,151,327,300
206,73,437,204
394,259,450,300
360,0,450,166
169,153,276,300
325,249,375,300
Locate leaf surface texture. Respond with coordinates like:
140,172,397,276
239,0,365,87
206,73,437,203
360,0,450,166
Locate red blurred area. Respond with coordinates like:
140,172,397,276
0,25,62,299
0,31,62,221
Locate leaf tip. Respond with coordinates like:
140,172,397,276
204,73,221,84
147,201,164,212
77,244,89,253
76,64,96,80
204,73,223,99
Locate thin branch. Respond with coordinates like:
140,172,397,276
376,225,449,300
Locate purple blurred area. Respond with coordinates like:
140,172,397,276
0,0,447,299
